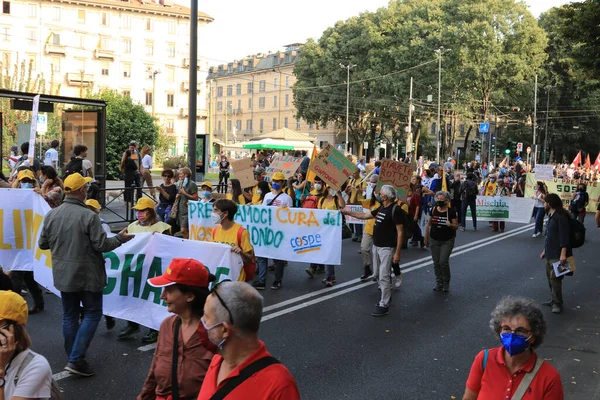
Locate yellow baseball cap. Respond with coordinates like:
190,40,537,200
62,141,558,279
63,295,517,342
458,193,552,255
132,197,156,210
200,181,213,190
272,172,286,181
0,291,28,325
64,173,92,193
17,169,35,181
85,199,101,211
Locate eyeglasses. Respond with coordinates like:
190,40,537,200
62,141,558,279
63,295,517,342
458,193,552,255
211,279,234,325
500,325,532,338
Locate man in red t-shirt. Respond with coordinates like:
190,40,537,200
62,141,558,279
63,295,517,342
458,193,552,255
197,282,300,400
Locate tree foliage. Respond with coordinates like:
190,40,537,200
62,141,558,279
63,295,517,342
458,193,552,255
91,90,158,179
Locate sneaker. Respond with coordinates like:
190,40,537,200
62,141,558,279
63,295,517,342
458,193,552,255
252,280,266,290
394,274,403,288
532,232,541,238
20,289,28,296
360,266,373,282
65,360,94,377
541,300,553,307
325,279,334,287
551,304,562,314
372,276,378,282
105,316,116,330
142,330,159,344
270,281,282,290
118,323,140,340
372,305,389,317
433,283,443,291
305,266,315,278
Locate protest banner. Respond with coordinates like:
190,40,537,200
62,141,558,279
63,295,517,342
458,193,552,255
308,143,358,191
525,173,599,212
0,189,243,331
378,159,413,200
465,196,534,223
343,205,366,225
188,202,343,265
534,164,554,181
265,156,302,181
230,158,255,189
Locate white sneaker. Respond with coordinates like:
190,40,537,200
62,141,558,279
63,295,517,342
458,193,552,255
394,274,403,288
532,232,540,238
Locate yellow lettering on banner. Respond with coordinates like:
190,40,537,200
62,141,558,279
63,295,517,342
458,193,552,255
190,224,212,242
32,213,52,268
0,210,13,250
24,210,32,250
13,210,24,250
276,208,320,227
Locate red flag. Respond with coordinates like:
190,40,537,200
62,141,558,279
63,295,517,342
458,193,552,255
571,151,582,167
594,152,600,171
584,153,591,169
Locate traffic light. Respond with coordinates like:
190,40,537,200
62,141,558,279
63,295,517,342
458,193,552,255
374,134,381,147
505,140,513,155
470,140,481,153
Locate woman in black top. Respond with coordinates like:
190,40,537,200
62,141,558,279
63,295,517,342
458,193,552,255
121,150,138,205
156,169,178,222
425,191,459,292
218,155,230,192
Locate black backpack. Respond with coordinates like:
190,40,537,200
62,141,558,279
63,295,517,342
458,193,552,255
569,217,586,248
464,180,479,200
63,157,84,178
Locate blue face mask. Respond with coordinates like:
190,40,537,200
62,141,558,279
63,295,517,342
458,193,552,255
21,182,34,189
500,332,531,357
202,191,211,198
183,178,189,186
271,183,281,191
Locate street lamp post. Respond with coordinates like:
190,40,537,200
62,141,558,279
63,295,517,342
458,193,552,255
434,47,450,164
151,69,161,117
543,86,555,163
340,63,356,155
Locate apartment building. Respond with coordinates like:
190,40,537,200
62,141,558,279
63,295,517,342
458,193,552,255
0,0,212,155
206,44,336,149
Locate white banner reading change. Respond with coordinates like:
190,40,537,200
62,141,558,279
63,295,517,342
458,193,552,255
188,202,343,265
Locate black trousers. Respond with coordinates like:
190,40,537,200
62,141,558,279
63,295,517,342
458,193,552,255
10,271,44,308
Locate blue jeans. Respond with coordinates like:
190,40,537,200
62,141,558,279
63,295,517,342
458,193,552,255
353,224,363,237
256,257,284,283
534,207,545,234
325,265,335,278
61,291,103,363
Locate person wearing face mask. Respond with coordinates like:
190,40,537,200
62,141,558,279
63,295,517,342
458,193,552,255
197,281,300,400
226,179,246,205
483,175,497,196
317,184,346,287
359,175,381,281
10,169,39,190
345,169,366,242
199,181,215,204
211,199,255,283
342,185,407,317
39,173,134,376
304,177,326,277
139,258,217,400
258,172,293,290
491,178,511,233
174,167,199,239
34,165,64,209
292,171,310,208
243,166,269,205
462,296,563,400
424,191,458,292
531,181,547,238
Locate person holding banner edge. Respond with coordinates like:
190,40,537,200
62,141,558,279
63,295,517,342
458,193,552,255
318,183,346,287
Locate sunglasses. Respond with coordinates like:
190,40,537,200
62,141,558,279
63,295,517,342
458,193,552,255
211,279,234,325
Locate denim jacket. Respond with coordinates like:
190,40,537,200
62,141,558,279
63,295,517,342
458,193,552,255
544,210,572,260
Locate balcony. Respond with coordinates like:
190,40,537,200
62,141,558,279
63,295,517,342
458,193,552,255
45,43,67,56
179,108,208,119
182,58,206,70
181,82,201,92
95,48,115,61
66,72,94,87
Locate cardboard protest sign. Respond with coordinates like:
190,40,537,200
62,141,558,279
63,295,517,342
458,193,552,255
378,159,413,200
308,143,358,191
265,156,302,181
534,164,554,181
230,158,256,189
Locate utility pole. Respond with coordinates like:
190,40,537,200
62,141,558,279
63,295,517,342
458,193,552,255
434,47,450,163
340,63,356,154
543,86,552,163
208,80,213,159
225,96,228,145
532,74,538,168
187,0,198,175
152,69,160,117
407,76,413,160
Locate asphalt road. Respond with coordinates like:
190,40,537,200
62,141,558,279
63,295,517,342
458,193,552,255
24,218,600,400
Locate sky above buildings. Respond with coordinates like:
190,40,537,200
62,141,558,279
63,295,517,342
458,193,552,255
187,0,573,66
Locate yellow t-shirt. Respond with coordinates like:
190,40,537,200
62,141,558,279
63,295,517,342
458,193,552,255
484,182,496,196
361,199,380,236
318,197,339,210
226,193,247,205
251,183,272,205
347,178,365,204
212,223,254,281
127,221,171,234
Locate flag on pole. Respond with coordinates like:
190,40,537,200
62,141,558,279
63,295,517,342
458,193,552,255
584,153,591,169
594,152,600,171
306,145,318,182
571,151,582,167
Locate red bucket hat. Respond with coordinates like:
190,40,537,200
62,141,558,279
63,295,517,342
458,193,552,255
148,258,214,288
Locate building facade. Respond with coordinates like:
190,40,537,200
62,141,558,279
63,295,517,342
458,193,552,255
0,0,212,155
207,44,336,152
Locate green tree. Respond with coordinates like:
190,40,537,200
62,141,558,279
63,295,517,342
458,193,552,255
91,90,158,179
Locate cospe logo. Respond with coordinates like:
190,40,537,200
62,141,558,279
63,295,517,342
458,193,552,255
290,234,322,254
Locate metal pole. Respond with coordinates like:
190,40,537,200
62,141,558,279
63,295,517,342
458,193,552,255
152,71,156,117
543,87,550,164
532,74,538,168
225,96,228,145
436,50,442,163
407,77,413,160
187,0,198,173
345,65,350,154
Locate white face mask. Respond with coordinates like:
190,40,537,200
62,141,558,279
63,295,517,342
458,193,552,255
314,183,322,191
210,212,223,225
256,189,262,195
328,189,337,197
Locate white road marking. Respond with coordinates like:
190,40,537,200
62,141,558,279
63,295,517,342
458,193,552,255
262,223,535,322
52,371,72,381
138,343,157,352
262,223,534,314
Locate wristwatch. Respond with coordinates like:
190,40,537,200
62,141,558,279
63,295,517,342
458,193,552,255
0,376,5,388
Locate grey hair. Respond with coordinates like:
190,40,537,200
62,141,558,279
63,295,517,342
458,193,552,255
489,296,546,349
369,174,379,183
380,185,397,199
212,281,264,336
434,191,451,202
